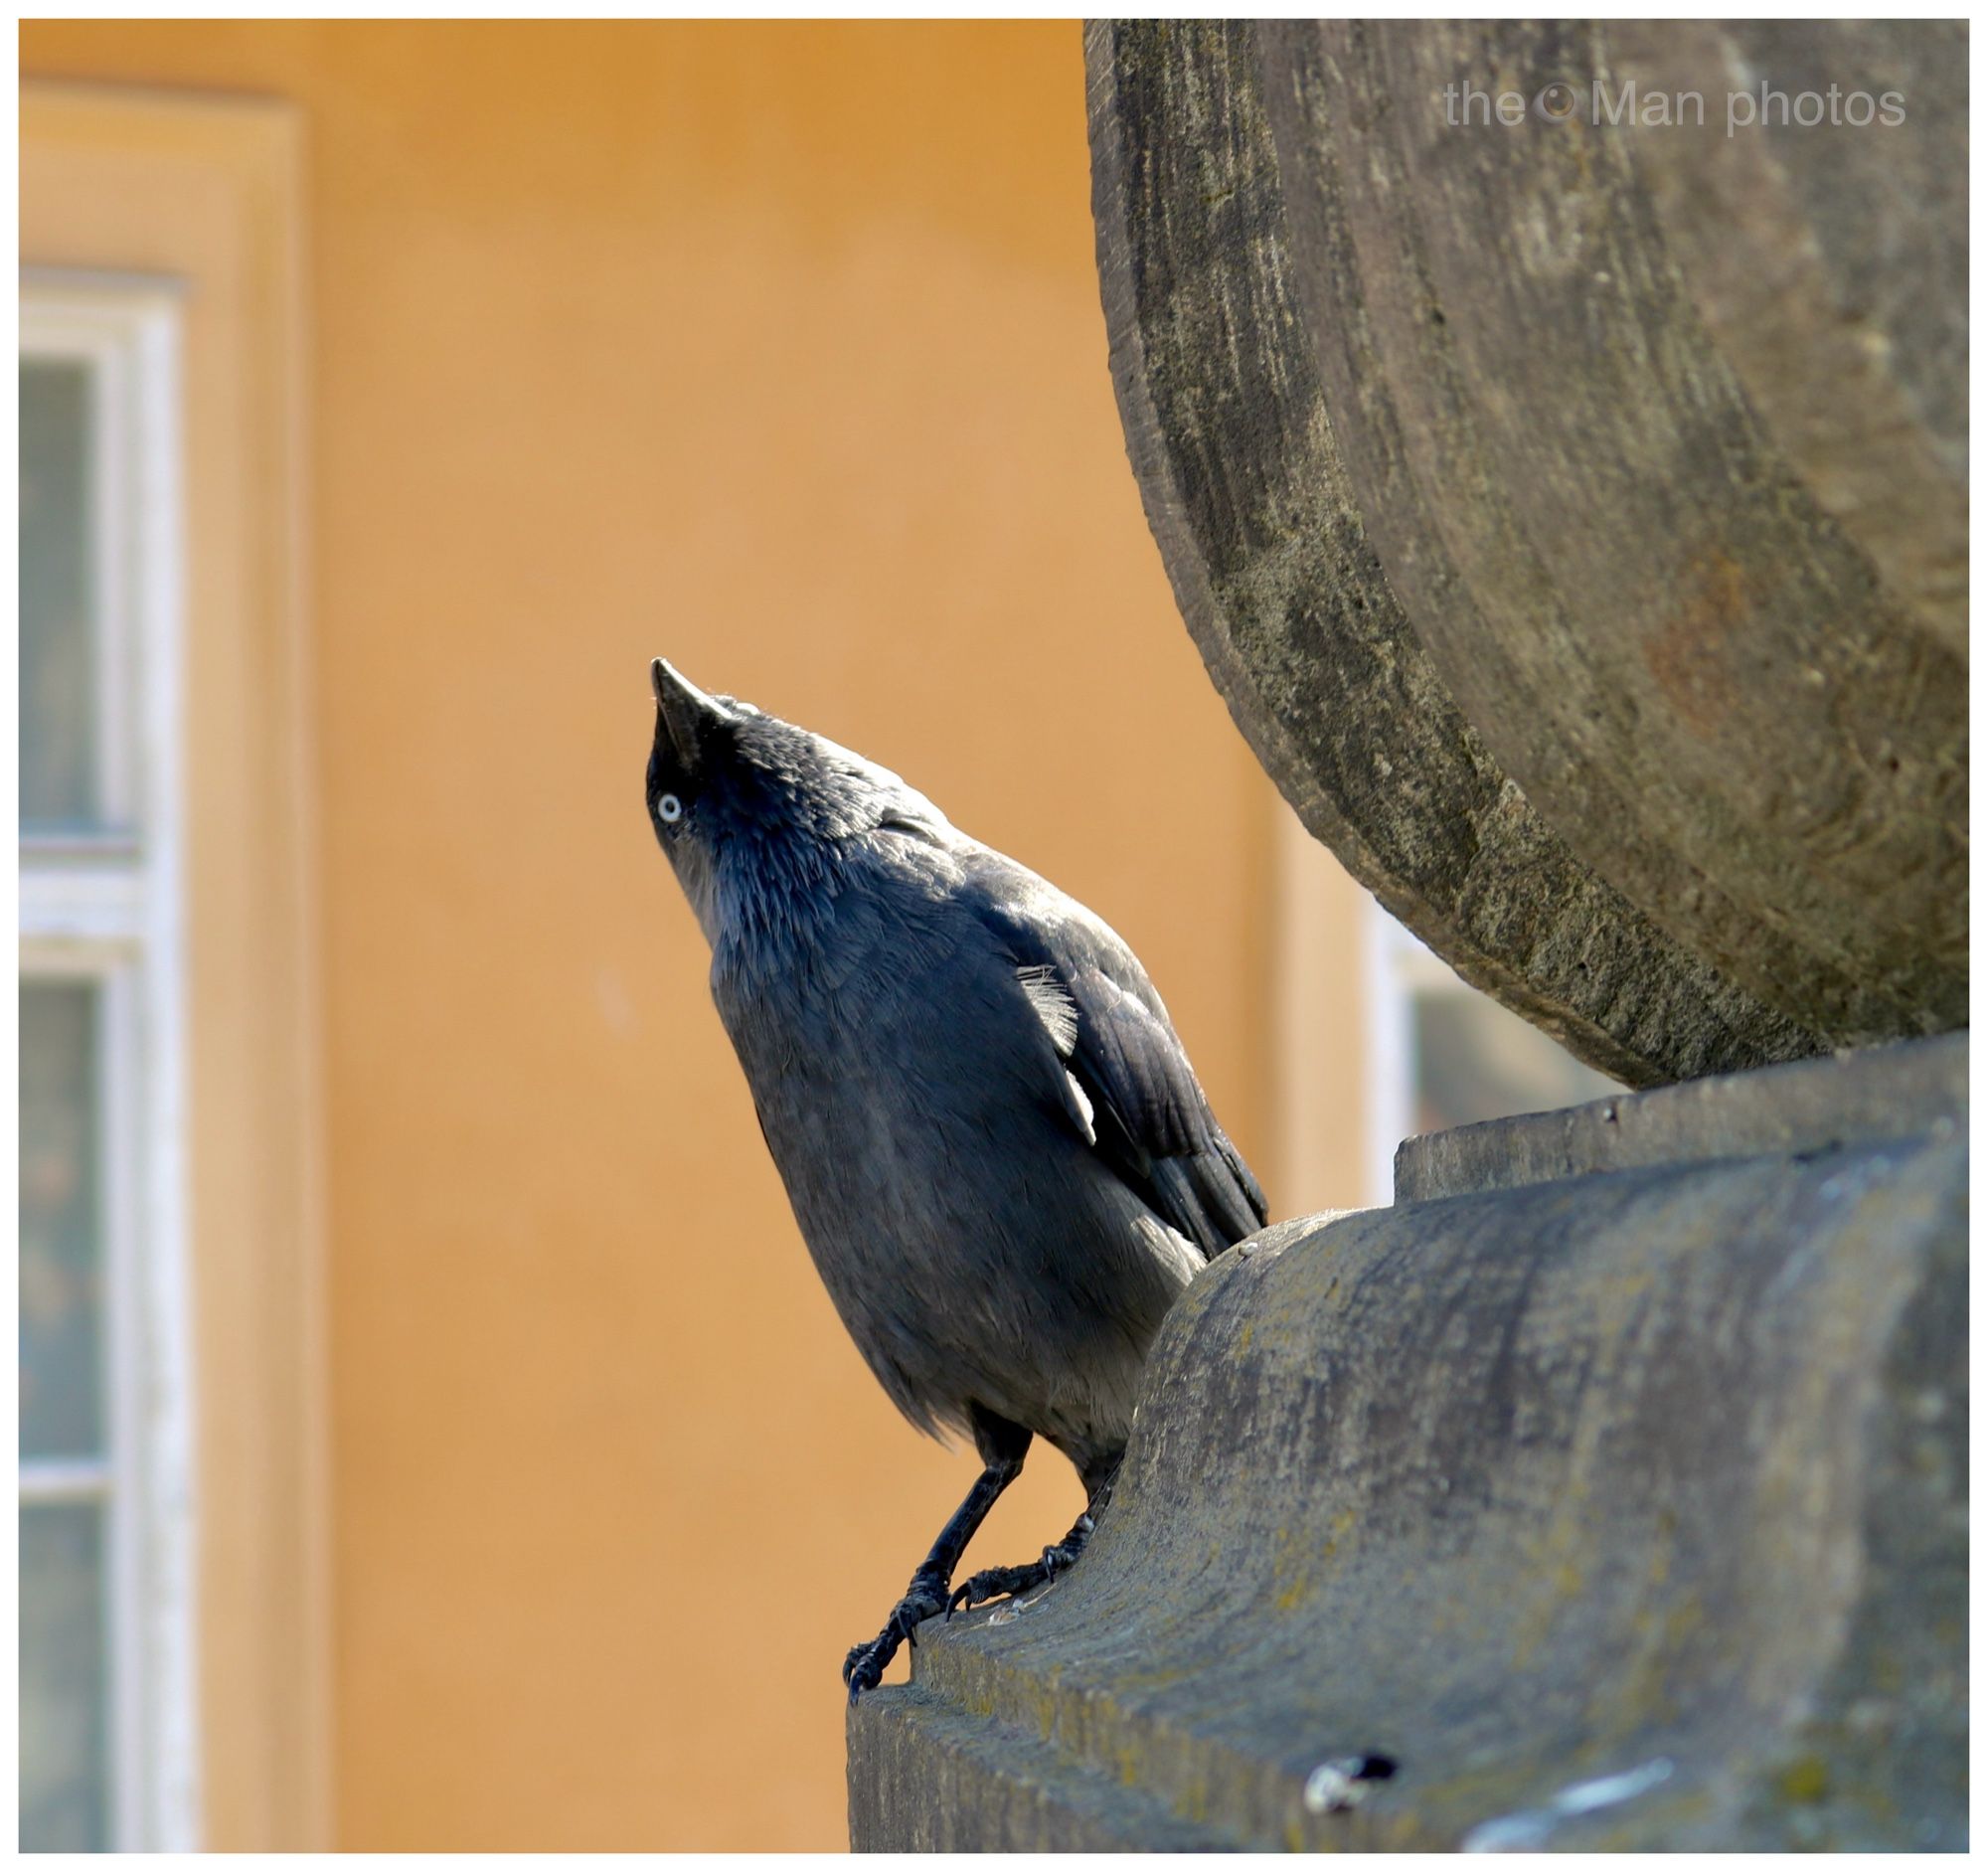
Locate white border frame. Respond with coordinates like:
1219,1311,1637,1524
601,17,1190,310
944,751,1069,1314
20,275,197,1853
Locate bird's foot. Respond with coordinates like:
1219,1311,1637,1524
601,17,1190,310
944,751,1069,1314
842,1568,950,1704
948,1513,1094,1617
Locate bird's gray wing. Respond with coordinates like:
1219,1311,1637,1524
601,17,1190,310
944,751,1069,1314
959,850,1268,1260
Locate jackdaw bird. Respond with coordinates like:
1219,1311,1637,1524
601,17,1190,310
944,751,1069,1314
643,659,1266,1701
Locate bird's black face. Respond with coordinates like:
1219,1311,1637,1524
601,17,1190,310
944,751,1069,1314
644,656,949,947
646,657,743,939
645,723,697,851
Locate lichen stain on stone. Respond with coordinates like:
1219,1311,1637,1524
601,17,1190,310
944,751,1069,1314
1774,1754,1831,1804
1610,1592,1707,1734
1174,1777,1213,1824
1270,1524,1310,1611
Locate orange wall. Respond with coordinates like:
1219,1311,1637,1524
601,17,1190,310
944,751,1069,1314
22,22,1296,1850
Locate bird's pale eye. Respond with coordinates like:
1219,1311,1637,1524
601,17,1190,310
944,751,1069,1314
657,792,684,825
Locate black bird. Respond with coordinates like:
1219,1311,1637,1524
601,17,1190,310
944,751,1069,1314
643,659,1266,1701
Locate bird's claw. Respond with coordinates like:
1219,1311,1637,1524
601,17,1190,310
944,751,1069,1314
948,1534,1084,1616
843,1638,889,1704
841,1574,950,1704
947,1563,1039,1617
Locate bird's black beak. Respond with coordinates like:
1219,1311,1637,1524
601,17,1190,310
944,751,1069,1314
651,657,735,772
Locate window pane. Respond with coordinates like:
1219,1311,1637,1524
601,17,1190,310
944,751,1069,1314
21,358,100,831
20,981,105,1460
20,1500,111,1851
1411,988,1622,1136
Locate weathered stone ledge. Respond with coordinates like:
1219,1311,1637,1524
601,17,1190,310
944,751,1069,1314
849,1035,1966,1850
1396,1031,1968,1203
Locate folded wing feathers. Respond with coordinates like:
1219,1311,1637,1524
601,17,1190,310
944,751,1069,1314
1025,954,1266,1260
972,862,1267,1261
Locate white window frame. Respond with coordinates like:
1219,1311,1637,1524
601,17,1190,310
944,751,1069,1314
1362,896,1430,1205
1362,895,1626,1201
20,275,199,1852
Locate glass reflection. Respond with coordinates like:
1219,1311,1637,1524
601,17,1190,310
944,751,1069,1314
21,358,100,831
20,980,105,1460
20,1501,110,1850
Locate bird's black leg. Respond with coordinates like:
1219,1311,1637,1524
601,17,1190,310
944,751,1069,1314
843,1410,1030,1704
948,1451,1120,1617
